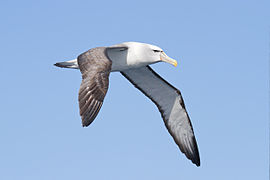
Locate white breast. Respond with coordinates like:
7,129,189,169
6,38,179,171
107,47,147,71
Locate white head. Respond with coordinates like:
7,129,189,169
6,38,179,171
107,42,177,71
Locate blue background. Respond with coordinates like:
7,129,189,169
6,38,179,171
1,0,269,179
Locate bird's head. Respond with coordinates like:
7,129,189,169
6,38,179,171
122,42,178,67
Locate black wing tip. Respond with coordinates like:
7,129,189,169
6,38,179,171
190,136,201,167
185,148,200,167
192,155,200,167
82,120,91,127
82,124,88,127
178,135,200,167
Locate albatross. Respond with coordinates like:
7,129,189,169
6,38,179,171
54,42,200,166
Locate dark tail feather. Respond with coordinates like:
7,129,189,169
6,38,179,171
54,59,78,69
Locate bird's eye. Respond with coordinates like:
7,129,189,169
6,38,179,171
153,50,161,53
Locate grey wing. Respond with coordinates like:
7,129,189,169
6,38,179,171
121,66,200,166
77,47,112,127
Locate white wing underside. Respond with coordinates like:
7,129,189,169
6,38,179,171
121,66,200,166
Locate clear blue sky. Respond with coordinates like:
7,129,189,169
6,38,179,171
0,0,269,179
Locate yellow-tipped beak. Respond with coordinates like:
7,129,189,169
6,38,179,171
160,52,178,67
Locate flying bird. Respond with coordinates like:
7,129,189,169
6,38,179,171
54,42,200,166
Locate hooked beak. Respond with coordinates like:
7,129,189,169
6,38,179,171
160,52,178,67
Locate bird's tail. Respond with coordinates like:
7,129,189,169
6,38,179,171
54,59,79,69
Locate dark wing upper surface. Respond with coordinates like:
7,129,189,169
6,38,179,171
77,47,112,127
121,66,200,166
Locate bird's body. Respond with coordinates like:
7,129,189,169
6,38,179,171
109,42,164,71
57,42,167,71
55,42,200,166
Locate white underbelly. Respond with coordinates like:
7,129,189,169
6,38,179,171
107,46,155,72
